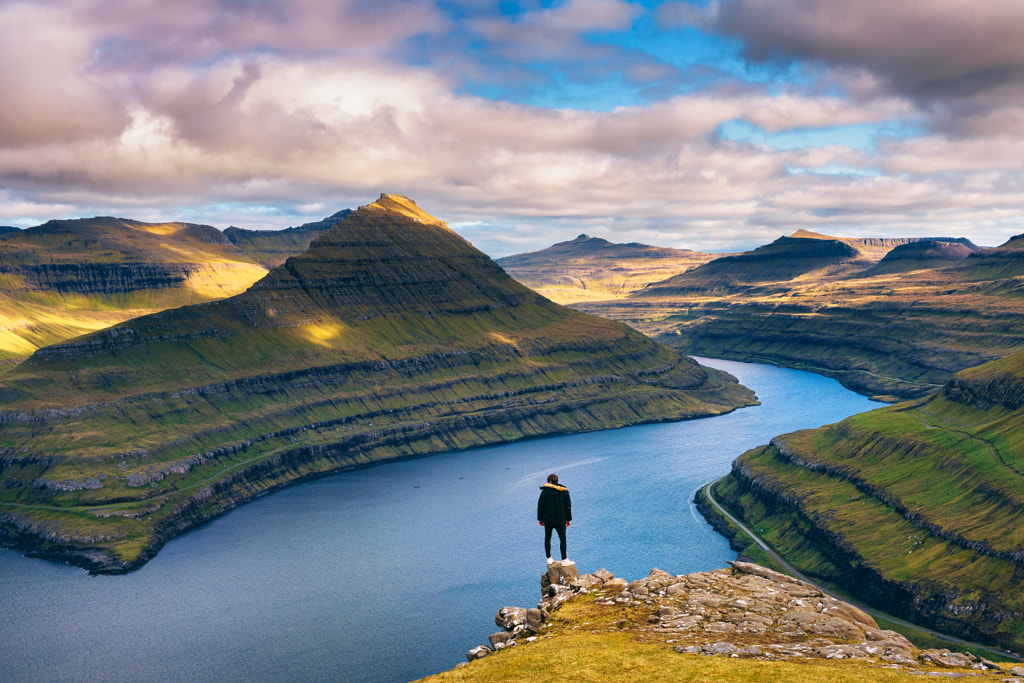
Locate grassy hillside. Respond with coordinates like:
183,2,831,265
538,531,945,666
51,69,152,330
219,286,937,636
0,217,270,370
708,348,1024,652
0,195,755,574
578,231,1019,401
496,234,721,303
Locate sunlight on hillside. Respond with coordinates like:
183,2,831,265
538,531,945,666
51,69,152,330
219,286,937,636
185,263,268,299
299,321,347,347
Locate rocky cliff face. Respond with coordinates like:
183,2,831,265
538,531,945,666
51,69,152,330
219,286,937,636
0,194,756,574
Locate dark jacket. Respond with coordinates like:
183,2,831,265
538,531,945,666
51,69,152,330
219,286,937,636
537,483,572,526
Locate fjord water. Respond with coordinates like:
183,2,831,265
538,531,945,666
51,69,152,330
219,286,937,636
0,358,875,683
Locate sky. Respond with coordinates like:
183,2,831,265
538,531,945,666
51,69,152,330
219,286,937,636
2,0,1024,256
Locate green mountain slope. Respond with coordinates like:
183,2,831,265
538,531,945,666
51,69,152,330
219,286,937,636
496,234,721,303
579,232,1014,401
0,194,755,574
0,217,270,370
708,348,1024,651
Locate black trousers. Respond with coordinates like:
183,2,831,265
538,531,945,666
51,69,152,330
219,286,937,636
544,523,567,560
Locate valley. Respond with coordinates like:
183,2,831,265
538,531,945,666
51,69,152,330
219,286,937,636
567,231,1024,401
0,195,754,574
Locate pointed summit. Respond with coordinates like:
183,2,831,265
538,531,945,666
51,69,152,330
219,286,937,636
360,193,450,228
0,195,754,573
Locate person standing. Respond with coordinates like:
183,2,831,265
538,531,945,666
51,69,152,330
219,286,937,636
537,473,572,565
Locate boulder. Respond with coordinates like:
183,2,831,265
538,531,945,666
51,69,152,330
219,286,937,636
703,641,739,655
488,632,514,649
466,645,492,662
571,574,602,592
495,606,528,632
544,562,579,589
525,608,544,633
820,598,878,629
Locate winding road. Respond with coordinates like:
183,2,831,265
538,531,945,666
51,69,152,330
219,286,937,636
702,477,1023,663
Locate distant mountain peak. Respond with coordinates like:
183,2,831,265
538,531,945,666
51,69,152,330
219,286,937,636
789,229,833,240
359,194,450,230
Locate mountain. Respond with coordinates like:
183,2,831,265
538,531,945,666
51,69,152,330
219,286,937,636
706,347,1024,652
786,229,975,261
0,194,755,574
496,234,721,303
638,235,866,297
959,233,1024,282
580,231,1016,401
860,239,979,276
0,217,270,370
223,209,350,267
0,226,19,235
0,211,353,372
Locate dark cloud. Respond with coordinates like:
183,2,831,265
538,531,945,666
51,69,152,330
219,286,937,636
668,0,1024,100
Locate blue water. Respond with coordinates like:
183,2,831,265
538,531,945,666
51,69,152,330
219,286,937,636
0,358,876,683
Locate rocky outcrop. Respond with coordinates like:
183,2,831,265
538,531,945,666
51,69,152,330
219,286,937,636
458,561,1005,674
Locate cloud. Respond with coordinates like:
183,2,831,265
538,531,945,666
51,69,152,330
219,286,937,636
0,3,128,147
1,0,1023,256
663,0,1024,138
667,0,1024,98
468,0,641,61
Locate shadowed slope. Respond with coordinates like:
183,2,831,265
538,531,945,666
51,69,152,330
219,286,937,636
860,240,979,276
638,235,865,297
223,209,351,267
0,194,755,574
709,349,1024,652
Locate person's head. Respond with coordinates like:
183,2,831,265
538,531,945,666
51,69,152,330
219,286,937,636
547,473,559,485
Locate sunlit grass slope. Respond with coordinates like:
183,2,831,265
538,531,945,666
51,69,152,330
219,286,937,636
0,194,755,574
711,348,1024,652
0,217,270,370
495,234,721,303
